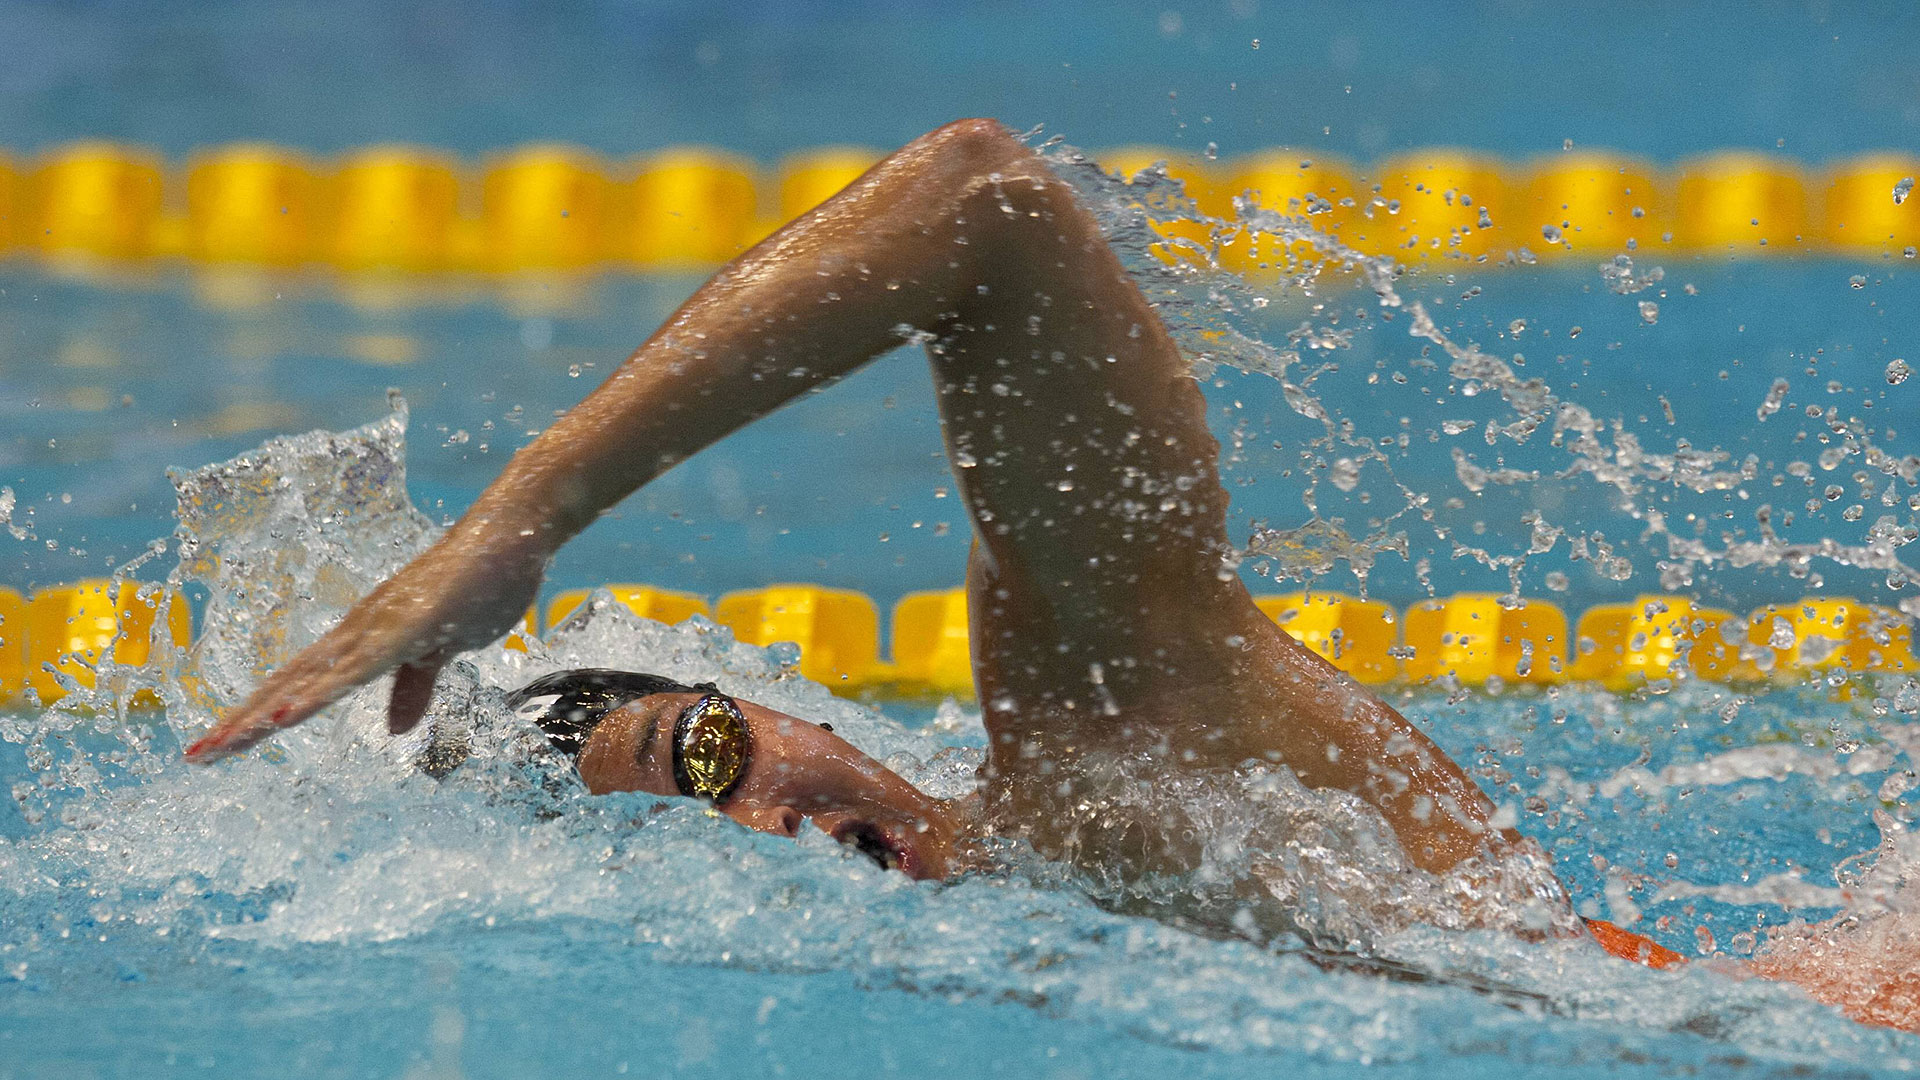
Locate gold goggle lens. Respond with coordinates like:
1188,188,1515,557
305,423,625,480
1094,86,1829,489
672,694,749,802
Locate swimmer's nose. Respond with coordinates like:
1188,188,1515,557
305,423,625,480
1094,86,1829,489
729,804,803,838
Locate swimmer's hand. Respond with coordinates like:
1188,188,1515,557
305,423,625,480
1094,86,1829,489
183,532,545,763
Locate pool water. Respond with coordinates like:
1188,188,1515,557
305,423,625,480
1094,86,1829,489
5,151,1920,1077
3,541,1918,1077
7,3,1920,1075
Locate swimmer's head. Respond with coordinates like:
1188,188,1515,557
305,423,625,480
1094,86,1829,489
575,690,964,880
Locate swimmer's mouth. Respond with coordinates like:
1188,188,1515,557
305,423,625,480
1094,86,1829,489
833,821,907,874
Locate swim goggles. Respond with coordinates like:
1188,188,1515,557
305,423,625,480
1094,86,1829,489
671,692,751,804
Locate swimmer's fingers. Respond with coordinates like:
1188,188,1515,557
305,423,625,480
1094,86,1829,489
183,649,352,762
186,534,543,762
184,610,432,762
386,654,448,736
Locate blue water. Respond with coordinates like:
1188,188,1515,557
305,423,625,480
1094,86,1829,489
7,4,1920,1077
0,0,1916,163
4,256,1916,613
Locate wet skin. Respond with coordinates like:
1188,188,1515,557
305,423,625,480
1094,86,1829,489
189,119,1508,879
577,694,964,880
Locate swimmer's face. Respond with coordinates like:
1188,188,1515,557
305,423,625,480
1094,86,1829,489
577,693,962,880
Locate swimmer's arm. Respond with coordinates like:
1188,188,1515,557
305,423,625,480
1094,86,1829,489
187,119,1046,761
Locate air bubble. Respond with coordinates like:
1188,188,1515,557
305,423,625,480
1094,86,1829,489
1888,359,1911,385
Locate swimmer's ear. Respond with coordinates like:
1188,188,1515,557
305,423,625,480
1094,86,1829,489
388,655,447,736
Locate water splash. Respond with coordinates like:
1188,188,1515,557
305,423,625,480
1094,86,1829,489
9,416,1918,1068
0,487,32,542
1037,139,1920,636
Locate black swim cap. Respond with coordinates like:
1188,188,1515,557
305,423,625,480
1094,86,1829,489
507,668,701,758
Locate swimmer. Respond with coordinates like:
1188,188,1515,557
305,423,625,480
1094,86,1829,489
184,119,1670,964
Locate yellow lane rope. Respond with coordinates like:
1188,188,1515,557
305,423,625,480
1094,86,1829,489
1,144,1914,274
2,580,1910,705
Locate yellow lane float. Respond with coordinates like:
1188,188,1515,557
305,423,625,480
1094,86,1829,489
328,146,466,272
715,584,880,688
2,141,1916,276
0,586,25,701
1360,151,1510,260
1570,595,1741,690
887,588,974,699
1523,153,1661,257
185,144,322,265
0,152,20,253
1402,593,1567,686
1219,152,1363,273
480,145,610,272
30,142,167,261
19,580,190,704
1745,597,1917,680
774,147,878,226
1821,154,1920,256
614,148,759,269
1670,152,1809,253
1254,592,1398,684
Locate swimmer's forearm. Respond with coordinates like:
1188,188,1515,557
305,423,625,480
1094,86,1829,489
449,119,1042,555
187,120,1055,761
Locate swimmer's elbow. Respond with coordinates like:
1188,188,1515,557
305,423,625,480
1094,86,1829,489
914,118,1034,175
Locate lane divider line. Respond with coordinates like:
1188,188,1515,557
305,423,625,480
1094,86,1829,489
2,579,1912,705
1,143,1913,275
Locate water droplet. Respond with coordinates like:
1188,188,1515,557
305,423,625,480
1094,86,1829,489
1249,37,1260,49
1757,378,1790,420
1204,141,1219,161
1328,458,1360,491
1638,300,1659,325
1541,224,1563,244
1849,274,1867,289
1895,176,1914,206
1888,358,1911,385
519,318,554,351
566,364,582,378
